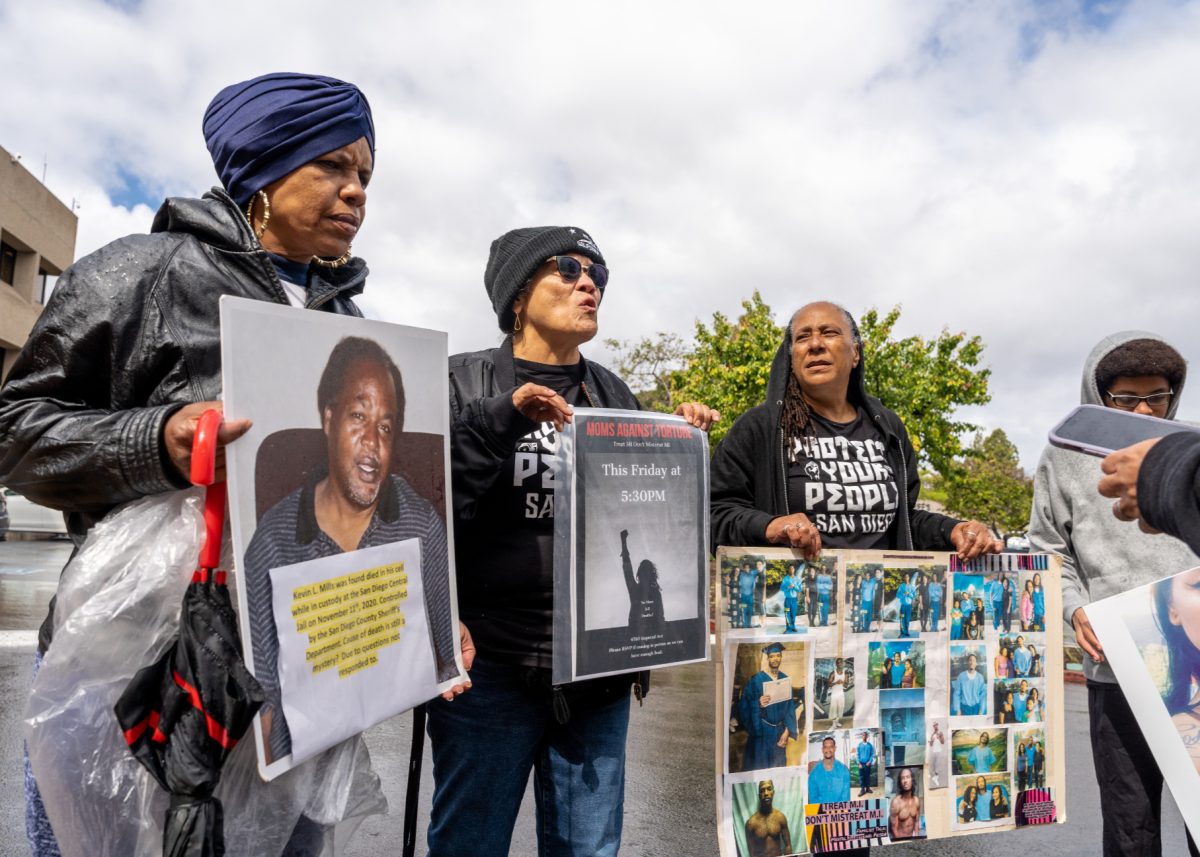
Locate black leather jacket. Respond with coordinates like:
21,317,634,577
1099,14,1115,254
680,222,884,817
0,189,368,649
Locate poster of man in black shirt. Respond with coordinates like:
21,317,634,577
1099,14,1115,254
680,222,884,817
553,409,709,682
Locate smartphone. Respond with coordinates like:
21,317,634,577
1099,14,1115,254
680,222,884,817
1048,404,1199,457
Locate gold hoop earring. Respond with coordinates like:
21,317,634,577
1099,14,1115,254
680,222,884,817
312,246,353,269
513,314,523,333
245,190,270,240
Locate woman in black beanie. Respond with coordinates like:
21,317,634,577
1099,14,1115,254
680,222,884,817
426,226,716,856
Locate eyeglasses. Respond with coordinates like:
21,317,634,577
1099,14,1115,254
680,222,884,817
1106,389,1174,410
546,255,608,291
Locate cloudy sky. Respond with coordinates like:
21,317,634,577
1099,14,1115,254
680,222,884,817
3,0,1199,468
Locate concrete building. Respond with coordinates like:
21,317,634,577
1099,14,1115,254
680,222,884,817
1,144,77,381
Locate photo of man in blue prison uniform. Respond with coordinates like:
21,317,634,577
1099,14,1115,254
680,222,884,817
808,736,851,804
890,655,906,688
782,566,802,633
859,573,878,632
974,776,991,821
988,576,1005,631
967,733,996,773
816,569,833,626
737,562,761,629
1012,637,1032,676
952,654,987,716
856,733,876,796
927,576,943,632
1013,680,1030,723
738,642,798,770
898,574,916,637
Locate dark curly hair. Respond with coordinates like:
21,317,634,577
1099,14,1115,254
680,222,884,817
1095,339,1186,396
781,302,863,440
316,336,406,432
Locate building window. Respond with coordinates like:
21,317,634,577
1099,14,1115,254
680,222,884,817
0,243,15,286
39,269,59,304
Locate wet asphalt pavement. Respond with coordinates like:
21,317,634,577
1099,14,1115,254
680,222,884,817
1,539,1195,856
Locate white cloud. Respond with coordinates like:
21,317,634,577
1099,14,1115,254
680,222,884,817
4,0,1200,469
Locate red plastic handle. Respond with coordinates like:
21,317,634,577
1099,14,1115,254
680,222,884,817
190,409,226,571
190,409,222,487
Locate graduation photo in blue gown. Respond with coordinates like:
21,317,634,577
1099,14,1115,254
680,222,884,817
728,640,807,773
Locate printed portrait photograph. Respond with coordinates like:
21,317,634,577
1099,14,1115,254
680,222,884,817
812,656,855,729
1013,727,1047,793
800,556,839,630
868,640,925,690
728,641,808,773
1139,570,1200,776
949,643,989,717
949,572,989,641
954,772,1012,826
1088,565,1200,840
223,301,461,778
846,562,884,634
730,775,805,857
997,633,1045,679
926,719,950,790
884,765,926,840
984,570,1021,635
806,729,882,801
951,727,1007,775
880,688,926,767
881,565,948,638
993,678,1045,725
1017,569,1048,633
722,552,833,636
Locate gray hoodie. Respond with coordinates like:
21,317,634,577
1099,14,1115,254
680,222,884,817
1028,330,1197,682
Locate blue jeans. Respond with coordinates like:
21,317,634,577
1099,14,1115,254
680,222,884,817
426,658,631,857
26,652,62,857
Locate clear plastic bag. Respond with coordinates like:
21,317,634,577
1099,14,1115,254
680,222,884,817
25,488,386,857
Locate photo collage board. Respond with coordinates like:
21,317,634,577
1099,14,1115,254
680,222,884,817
715,548,1065,856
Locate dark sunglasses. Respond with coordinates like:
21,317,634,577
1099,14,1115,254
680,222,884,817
546,255,608,290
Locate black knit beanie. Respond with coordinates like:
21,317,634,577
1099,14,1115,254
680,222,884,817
484,226,605,332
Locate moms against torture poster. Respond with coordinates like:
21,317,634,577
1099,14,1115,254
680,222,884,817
553,408,710,683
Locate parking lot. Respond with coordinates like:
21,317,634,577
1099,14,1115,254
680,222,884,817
0,538,1195,855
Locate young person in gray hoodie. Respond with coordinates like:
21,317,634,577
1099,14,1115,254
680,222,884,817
1029,330,1197,857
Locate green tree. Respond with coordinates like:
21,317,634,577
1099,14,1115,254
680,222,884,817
858,306,991,478
944,429,1034,539
667,291,783,446
607,296,992,468
604,332,689,412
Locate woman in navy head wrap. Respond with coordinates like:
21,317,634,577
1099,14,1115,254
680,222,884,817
0,72,412,857
203,72,375,271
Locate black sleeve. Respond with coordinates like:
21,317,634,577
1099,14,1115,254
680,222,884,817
709,410,775,553
1138,432,1200,556
0,245,188,513
897,419,958,550
447,380,537,522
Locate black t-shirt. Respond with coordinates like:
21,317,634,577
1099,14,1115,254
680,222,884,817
785,408,899,549
457,358,587,668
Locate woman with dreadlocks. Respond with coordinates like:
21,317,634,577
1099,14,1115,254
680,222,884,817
710,301,998,563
